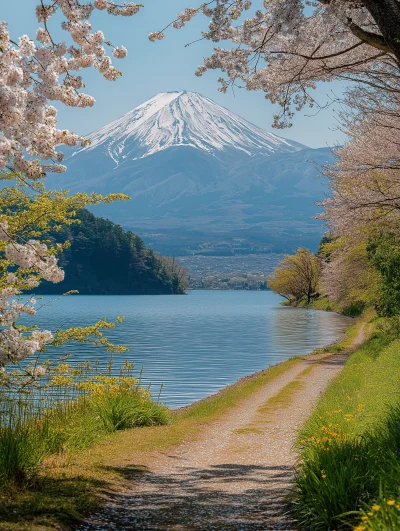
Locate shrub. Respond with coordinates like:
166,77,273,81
375,315,400,340
0,365,171,486
342,301,365,317
93,391,170,432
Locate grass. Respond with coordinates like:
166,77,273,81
93,390,170,432
292,322,400,530
0,385,171,486
298,296,338,312
257,365,314,415
287,295,365,317
234,427,264,434
0,355,304,530
0,374,172,530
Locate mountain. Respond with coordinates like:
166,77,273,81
68,90,304,165
54,91,332,255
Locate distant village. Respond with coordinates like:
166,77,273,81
178,254,283,290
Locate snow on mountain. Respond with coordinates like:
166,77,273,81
57,90,329,254
69,90,306,166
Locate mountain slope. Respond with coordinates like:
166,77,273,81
56,91,330,254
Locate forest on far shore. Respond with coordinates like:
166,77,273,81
37,209,187,295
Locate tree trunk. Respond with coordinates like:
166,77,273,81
362,0,400,64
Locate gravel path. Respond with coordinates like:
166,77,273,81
78,328,365,531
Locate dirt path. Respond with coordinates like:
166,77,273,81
78,327,366,531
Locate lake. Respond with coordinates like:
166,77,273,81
30,291,352,407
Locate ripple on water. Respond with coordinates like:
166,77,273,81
28,291,352,407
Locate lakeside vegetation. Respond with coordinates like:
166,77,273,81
0,356,303,530
267,239,400,527
292,316,400,530
0,358,171,530
268,233,400,318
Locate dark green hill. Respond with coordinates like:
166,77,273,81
37,210,187,295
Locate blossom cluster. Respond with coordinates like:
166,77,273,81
151,0,397,128
0,1,141,178
0,222,60,366
0,326,53,367
6,241,64,283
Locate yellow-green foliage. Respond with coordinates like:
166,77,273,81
268,248,320,303
0,176,130,391
0,176,128,289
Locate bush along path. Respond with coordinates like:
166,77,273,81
77,323,367,531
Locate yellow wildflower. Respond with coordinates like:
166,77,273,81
372,505,380,511
387,500,395,506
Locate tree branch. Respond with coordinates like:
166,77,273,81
347,19,391,53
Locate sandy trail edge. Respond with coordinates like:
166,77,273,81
78,325,366,531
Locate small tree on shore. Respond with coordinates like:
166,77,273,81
268,249,320,304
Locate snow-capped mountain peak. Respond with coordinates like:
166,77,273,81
71,91,306,165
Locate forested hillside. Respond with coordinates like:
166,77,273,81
37,210,187,295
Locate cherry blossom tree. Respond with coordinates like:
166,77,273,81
317,77,400,313
152,0,400,127
319,237,379,312
153,1,400,316
0,1,140,378
320,78,400,239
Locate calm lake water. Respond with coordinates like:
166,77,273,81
30,291,352,407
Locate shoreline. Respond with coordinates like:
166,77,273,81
174,324,352,413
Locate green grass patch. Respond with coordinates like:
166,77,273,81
289,295,365,317
292,328,400,530
234,427,264,434
179,356,302,422
93,390,170,432
299,296,337,312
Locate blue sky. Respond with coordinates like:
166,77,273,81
2,1,347,148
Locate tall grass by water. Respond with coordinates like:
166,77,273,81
0,359,170,487
292,322,400,530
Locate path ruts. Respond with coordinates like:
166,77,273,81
78,327,366,531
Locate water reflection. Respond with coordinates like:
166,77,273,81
29,291,352,407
